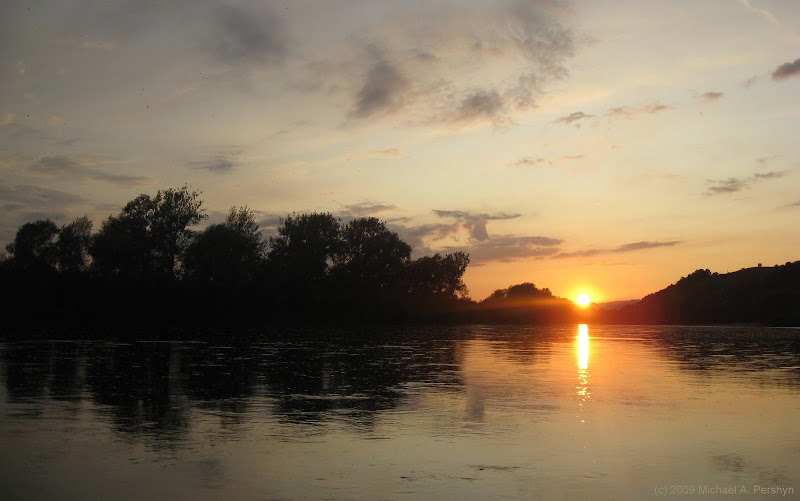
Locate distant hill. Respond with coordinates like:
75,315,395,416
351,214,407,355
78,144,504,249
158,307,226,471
605,261,800,326
595,299,639,311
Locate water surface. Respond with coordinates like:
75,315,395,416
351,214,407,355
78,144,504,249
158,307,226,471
1,325,799,500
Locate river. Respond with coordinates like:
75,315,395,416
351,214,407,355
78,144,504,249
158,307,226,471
1,325,799,500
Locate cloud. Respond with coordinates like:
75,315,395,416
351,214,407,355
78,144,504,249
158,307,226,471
0,112,15,126
515,156,547,167
339,2,575,127
210,5,284,65
0,183,91,244
23,92,40,105
607,103,673,120
738,0,778,25
553,111,595,127
742,76,758,88
351,49,409,119
320,148,405,166
394,222,462,251
434,210,520,241
705,171,786,195
772,58,800,81
341,202,399,219
785,200,800,208
441,234,563,264
699,91,723,102
449,89,506,124
27,155,155,187
555,240,682,259
191,153,239,174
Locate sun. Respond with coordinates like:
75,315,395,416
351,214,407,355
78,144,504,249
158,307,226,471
575,293,592,307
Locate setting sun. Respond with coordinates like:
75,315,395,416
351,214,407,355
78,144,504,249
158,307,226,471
575,293,592,307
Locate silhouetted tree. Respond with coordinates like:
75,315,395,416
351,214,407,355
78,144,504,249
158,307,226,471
483,282,553,304
90,186,205,278
56,216,92,274
90,194,154,277
335,217,411,290
268,212,341,285
404,252,470,299
184,206,265,284
150,186,206,277
5,219,59,271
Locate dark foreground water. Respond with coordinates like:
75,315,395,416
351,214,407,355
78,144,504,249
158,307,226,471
1,325,799,500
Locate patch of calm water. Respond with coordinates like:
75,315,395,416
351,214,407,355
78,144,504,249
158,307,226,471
1,325,799,500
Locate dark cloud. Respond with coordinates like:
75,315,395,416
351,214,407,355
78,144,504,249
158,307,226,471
556,240,682,259
28,155,155,187
434,210,520,241
451,89,506,124
553,111,595,127
394,222,461,251
771,57,800,81
700,91,723,102
0,183,91,244
211,5,284,65
785,200,800,208
607,103,673,120
191,153,238,174
705,171,786,195
351,51,409,119
438,234,563,265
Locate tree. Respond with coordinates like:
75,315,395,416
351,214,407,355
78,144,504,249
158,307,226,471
90,186,206,278
268,212,341,285
90,194,154,277
483,282,553,305
335,217,411,290
404,252,470,299
5,219,59,271
57,216,93,273
149,186,206,277
184,206,265,284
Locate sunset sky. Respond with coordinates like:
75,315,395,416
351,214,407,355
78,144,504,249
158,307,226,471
1,0,799,301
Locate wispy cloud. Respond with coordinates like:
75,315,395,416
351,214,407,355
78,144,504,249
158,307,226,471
515,156,548,167
556,240,682,259
607,103,673,120
699,91,723,102
705,171,786,195
553,111,595,127
28,155,155,187
772,57,800,81
442,234,564,264
0,182,91,243
320,148,405,166
341,202,399,219
190,152,241,174
738,0,778,25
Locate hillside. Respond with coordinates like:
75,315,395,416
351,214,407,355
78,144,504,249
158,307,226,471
606,261,800,326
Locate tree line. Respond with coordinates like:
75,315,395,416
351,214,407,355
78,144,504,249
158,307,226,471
0,186,482,329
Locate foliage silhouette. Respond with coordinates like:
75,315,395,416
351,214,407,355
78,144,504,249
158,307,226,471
5,219,59,272
3,185,796,331
184,206,265,285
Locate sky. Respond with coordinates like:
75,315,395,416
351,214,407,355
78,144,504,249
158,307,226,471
1,0,799,302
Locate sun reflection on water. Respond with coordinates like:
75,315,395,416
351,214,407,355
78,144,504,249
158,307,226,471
576,324,591,422
577,324,589,371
